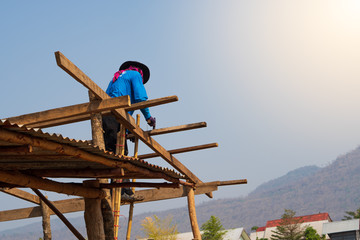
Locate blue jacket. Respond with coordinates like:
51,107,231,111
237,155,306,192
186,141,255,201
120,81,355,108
106,70,151,119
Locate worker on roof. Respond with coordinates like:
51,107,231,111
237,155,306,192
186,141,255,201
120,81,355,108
103,61,156,200
103,61,156,154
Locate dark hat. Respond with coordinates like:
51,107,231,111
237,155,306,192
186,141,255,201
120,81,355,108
119,61,150,84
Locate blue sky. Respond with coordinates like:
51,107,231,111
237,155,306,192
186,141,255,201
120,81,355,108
1,0,360,232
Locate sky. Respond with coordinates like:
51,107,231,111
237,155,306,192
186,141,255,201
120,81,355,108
1,0,360,232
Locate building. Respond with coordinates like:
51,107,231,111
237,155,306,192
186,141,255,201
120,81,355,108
322,219,360,240
137,227,250,240
250,212,332,240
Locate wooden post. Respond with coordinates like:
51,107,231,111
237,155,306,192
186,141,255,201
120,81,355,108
187,187,201,240
40,196,52,240
114,124,126,239
126,114,140,240
89,91,114,240
83,180,105,240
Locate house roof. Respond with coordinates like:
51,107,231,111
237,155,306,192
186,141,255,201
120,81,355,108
266,213,331,228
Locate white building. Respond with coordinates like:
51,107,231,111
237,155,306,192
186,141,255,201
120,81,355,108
322,219,360,240
249,212,332,240
137,227,250,240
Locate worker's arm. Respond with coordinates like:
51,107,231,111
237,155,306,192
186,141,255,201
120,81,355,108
130,71,151,120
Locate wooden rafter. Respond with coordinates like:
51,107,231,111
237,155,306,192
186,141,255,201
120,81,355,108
55,51,206,188
5,96,130,126
138,143,218,159
128,122,207,137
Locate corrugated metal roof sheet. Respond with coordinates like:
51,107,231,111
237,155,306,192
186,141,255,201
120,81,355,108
0,119,184,179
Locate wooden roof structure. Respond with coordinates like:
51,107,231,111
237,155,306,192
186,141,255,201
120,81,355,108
0,51,247,240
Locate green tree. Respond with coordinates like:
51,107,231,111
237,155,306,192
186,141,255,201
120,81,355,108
343,207,360,220
270,209,305,240
304,226,325,240
201,215,227,240
141,215,178,240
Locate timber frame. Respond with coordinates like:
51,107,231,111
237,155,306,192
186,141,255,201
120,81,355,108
0,51,247,240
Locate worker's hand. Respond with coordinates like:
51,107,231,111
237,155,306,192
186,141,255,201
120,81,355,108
146,116,156,129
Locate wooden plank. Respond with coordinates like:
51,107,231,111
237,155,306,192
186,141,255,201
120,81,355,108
55,51,203,185
197,179,248,187
128,122,207,138
138,143,218,159
27,96,179,129
0,170,106,199
1,188,40,204
6,96,130,126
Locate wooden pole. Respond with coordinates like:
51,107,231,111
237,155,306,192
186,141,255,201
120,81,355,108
40,195,52,240
126,114,140,240
0,169,106,199
187,187,201,240
89,91,114,240
83,180,105,240
114,124,126,239
32,188,86,240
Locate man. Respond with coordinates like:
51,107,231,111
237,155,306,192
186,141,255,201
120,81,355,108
103,61,156,199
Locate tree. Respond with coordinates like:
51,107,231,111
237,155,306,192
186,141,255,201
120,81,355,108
270,209,305,240
200,215,227,240
141,215,178,240
304,226,325,240
343,207,360,220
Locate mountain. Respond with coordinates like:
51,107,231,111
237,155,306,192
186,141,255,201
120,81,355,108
1,146,360,239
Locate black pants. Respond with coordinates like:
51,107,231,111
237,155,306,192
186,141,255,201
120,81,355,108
102,115,132,195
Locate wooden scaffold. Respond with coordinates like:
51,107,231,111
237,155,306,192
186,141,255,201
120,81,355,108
0,51,247,240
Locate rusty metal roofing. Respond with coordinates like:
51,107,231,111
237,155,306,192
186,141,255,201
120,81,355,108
0,119,184,180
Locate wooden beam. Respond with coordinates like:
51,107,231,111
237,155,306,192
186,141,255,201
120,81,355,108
6,96,130,126
33,188,86,240
0,198,84,222
27,96,179,129
138,143,218,159
125,95,178,111
0,170,106,199
127,184,218,204
128,122,207,138
55,51,203,186
1,188,40,204
197,179,248,187
0,184,218,222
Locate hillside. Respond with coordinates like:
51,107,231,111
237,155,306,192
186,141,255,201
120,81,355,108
1,146,360,239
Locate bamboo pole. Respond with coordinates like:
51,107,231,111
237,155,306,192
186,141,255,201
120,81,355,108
126,114,140,240
187,187,201,240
